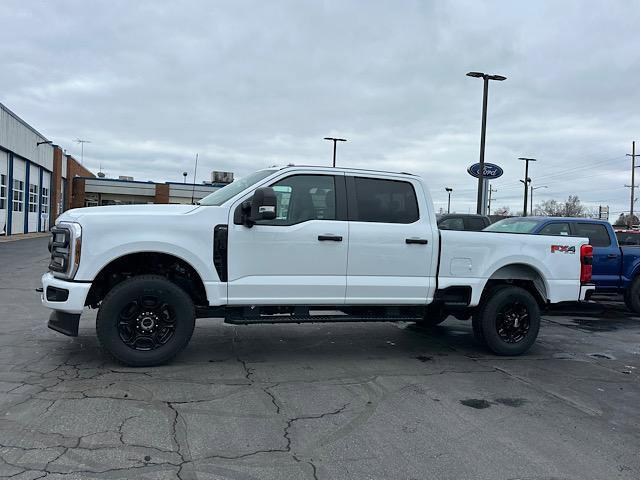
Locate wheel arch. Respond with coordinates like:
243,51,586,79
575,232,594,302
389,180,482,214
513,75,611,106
483,263,548,306
86,251,208,308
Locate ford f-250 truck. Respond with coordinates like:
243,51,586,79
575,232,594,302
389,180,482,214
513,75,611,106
41,166,594,366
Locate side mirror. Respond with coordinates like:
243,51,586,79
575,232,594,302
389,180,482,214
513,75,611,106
242,187,277,227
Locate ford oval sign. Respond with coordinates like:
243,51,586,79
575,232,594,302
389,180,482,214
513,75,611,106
467,163,503,179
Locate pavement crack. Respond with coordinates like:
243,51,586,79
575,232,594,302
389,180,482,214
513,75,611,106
237,357,254,383
263,383,281,414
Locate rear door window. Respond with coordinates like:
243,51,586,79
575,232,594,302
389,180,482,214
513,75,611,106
538,222,571,236
352,177,419,223
573,223,611,247
616,232,640,246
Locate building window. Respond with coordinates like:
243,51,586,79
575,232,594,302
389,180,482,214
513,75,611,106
0,174,6,210
12,180,24,212
41,187,49,214
29,184,38,212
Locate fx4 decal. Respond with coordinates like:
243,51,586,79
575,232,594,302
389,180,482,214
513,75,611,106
551,245,576,254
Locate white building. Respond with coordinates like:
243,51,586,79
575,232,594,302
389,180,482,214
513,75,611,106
0,103,54,235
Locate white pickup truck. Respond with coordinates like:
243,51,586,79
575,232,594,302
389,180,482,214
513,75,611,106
41,166,594,366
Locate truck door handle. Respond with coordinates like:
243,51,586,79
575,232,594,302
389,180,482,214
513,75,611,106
406,238,429,245
607,253,618,258
318,235,343,242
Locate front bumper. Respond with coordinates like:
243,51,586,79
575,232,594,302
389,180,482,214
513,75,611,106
580,284,595,301
41,272,91,314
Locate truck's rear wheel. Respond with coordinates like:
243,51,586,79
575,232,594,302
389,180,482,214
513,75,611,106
624,277,640,315
474,285,540,356
96,275,195,367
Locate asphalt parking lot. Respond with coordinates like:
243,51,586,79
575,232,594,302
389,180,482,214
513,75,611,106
1,237,639,480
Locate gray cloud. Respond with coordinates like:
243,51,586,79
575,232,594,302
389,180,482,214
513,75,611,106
1,0,639,217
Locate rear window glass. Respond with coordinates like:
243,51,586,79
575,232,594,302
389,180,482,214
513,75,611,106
466,217,488,231
538,223,571,236
484,218,541,234
573,223,611,247
616,232,640,246
439,217,465,230
353,177,419,223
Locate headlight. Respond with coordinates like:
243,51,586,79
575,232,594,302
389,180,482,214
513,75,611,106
49,222,82,279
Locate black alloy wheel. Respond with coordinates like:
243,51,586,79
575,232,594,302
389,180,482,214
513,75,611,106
97,275,195,367
495,300,530,343
474,285,540,356
117,295,177,351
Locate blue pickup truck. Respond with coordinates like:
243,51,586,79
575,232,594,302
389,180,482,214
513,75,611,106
485,217,640,312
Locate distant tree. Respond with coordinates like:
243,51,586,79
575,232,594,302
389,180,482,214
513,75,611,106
615,213,639,227
493,205,511,216
564,195,584,217
537,199,562,216
535,195,584,217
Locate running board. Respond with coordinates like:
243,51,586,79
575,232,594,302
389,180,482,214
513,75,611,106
225,315,423,325
223,306,424,325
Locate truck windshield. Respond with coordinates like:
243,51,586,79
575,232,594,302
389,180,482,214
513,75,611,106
198,169,278,206
484,218,542,234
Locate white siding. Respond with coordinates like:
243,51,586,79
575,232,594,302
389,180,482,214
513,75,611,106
28,163,40,232
84,179,155,197
41,171,51,231
11,157,26,234
169,184,220,203
0,103,53,171
0,151,7,235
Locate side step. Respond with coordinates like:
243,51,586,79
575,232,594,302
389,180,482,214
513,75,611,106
225,315,424,325
224,306,424,325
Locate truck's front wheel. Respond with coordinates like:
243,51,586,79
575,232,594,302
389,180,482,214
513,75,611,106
96,275,195,367
475,285,540,356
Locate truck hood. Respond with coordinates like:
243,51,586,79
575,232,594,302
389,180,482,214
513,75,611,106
57,204,200,223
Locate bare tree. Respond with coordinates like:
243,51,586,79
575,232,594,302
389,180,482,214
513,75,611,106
615,213,639,227
535,195,585,217
493,205,511,216
564,195,584,217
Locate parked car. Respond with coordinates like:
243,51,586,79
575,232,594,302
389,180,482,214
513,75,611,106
42,167,593,366
615,229,640,246
437,213,491,231
485,216,640,313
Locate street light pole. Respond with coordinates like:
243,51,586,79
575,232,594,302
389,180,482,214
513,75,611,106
466,71,507,214
519,157,537,216
530,185,548,215
445,187,453,213
323,137,347,167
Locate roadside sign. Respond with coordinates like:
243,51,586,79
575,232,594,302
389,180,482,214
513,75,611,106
467,163,504,179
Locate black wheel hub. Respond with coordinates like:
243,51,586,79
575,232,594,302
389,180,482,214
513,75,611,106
117,295,176,351
496,301,530,343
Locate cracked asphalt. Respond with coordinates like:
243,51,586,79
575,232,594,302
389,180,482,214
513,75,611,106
1,237,639,479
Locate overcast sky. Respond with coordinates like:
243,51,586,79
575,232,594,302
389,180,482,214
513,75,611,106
2,0,640,217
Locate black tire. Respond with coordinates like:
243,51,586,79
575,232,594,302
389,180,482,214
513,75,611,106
624,278,640,314
417,305,448,327
96,275,195,367
475,285,540,356
471,314,486,345
472,284,510,345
